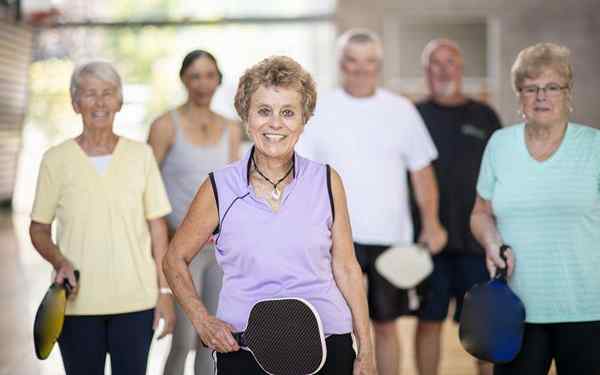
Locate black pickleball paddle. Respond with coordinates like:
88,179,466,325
233,298,327,375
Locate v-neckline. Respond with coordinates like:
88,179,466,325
248,179,297,214
71,137,122,178
244,146,300,214
521,123,569,167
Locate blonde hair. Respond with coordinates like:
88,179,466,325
511,42,573,94
234,56,317,124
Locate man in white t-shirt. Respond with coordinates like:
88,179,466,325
297,29,447,375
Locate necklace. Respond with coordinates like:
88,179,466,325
252,154,294,200
199,122,209,136
197,112,213,136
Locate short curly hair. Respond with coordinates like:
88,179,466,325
234,56,317,124
511,42,573,94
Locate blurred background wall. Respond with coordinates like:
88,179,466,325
1,0,600,209
337,0,600,127
1,1,598,374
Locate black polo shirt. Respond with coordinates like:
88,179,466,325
412,98,501,255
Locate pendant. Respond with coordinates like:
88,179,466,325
271,188,281,200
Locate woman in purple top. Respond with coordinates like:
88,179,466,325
164,56,375,374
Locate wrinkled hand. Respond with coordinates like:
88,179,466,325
485,244,515,278
154,294,176,339
353,350,377,375
195,314,240,353
418,222,447,255
54,259,78,299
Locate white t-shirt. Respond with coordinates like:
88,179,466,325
90,155,112,175
297,88,437,245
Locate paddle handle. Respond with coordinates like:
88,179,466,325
232,331,246,347
496,245,510,281
417,242,430,252
199,331,245,349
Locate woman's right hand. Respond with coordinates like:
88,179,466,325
485,244,515,278
353,350,377,375
195,314,240,353
54,258,79,298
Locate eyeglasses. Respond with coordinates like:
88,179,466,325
519,83,569,98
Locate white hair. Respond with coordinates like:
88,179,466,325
70,60,123,104
336,28,384,64
421,38,463,67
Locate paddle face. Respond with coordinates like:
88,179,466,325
33,284,67,359
235,298,326,375
33,271,79,360
375,244,433,289
459,247,525,363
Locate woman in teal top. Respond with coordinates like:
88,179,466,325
471,43,600,374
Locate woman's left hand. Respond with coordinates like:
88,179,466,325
154,293,176,339
353,350,377,375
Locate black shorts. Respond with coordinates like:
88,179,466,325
417,252,489,322
214,333,355,374
494,321,600,375
354,242,413,322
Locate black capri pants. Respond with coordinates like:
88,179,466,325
214,333,356,374
494,320,600,375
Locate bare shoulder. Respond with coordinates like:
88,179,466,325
149,110,176,144
327,166,345,195
150,111,175,133
214,113,241,130
222,115,243,140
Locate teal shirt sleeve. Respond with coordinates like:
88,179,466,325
476,130,498,200
596,132,600,193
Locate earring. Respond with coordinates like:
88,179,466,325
517,109,526,119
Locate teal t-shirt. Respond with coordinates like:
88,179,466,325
477,123,600,323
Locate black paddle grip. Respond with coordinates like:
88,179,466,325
496,245,510,281
232,331,246,347
63,270,80,296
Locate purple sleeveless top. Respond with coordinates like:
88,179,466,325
211,147,353,334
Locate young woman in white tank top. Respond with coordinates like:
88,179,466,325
148,50,241,375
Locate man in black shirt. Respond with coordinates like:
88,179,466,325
414,39,501,375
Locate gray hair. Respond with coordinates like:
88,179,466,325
421,38,463,67
511,42,573,94
70,61,123,104
336,28,384,64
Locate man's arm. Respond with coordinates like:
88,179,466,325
410,164,447,253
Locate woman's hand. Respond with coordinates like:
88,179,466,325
54,258,79,299
194,314,240,353
471,196,513,278
154,293,176,339
353,350,377,375
485,244,515,278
